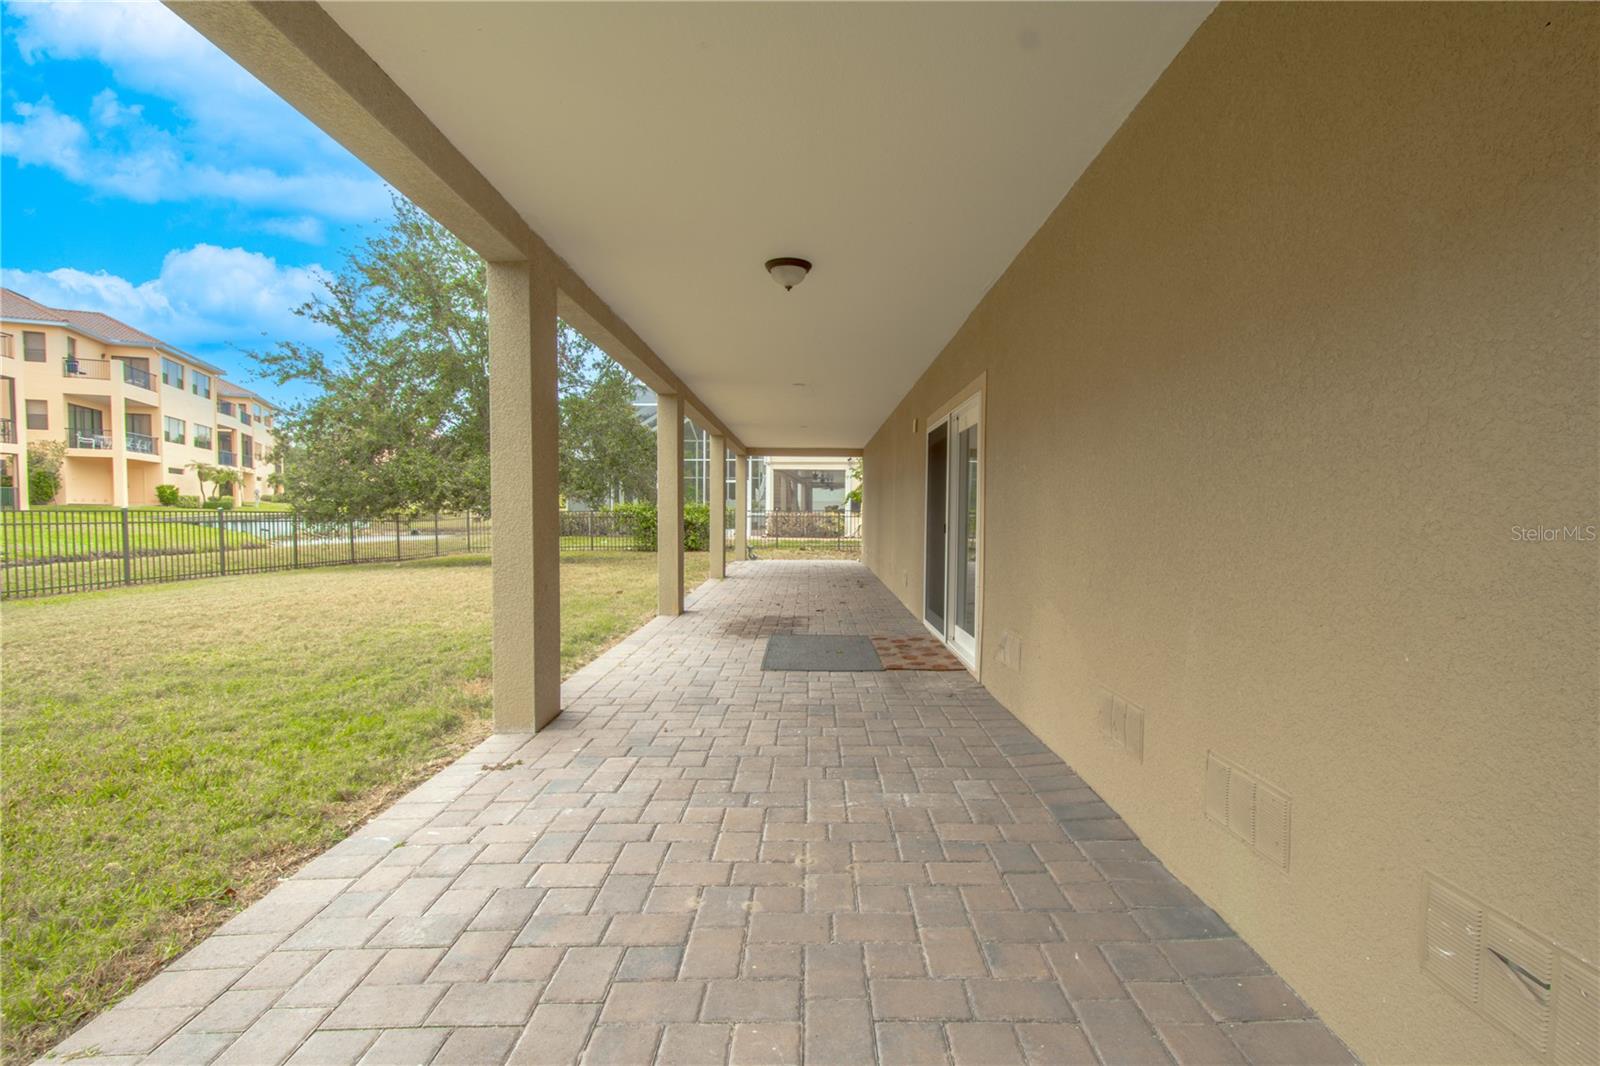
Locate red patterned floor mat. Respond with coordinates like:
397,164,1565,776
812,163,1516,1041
870,635,969,671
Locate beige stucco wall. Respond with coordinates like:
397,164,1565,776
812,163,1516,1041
160,358,227,498
863,4,1598,1063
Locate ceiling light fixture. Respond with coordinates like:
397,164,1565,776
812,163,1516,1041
765,257,811,291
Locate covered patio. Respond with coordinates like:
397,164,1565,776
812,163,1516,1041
51,561,1348,1065
52,2,1596,1063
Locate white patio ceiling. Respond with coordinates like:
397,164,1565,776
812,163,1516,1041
322,1,1214,448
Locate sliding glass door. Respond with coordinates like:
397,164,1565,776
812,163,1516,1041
924,421,948,633
924,395,981,668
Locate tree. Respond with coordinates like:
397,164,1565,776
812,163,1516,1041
188,463,239,502
559,357,656,507
26,441,63,506
251,195,634,519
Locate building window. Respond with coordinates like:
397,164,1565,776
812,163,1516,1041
25,399,47,430
66,337,76,359
161,358,185,389
192,372,211,399
67,403,104,445
164,416,186,445
167,467,184,475
193,424,213,449
23,332,45,362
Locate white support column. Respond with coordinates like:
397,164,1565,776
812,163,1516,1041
657,393,684,615
487,259,561,732
708,433,726,579
734,452,748,564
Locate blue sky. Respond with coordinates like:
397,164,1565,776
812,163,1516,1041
1,0,393,402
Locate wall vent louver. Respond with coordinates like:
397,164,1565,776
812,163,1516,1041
1422,877,1482,1005
1481,913,1553,1054
1203,752,1289,871
1552,952,1599,1064
1422,873,1597,1064
1095,688,1144,763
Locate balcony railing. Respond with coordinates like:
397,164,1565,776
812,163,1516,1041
71,430,113,450
218,450,238,466
240,451,254,469
0,417,14,443
127,431,158,455
122,363,155,390
62,360,111,380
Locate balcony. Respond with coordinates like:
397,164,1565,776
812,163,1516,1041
0,418,14,444
62,360,111,381
218,450,238,467
121,363,156,391
126,432,158,455
240,451,254,469
69,430,113,450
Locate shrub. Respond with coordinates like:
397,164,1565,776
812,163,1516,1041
27,468,59,506
155,484,181,506
684,502,712,551
176,494,203,508
608,501,657,551
202,496,235,510
582,502,724,552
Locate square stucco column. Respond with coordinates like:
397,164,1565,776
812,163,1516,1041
110,393,129,508
708,433,726,579
656,393,684,615
487,259,561,732
734,452,748,563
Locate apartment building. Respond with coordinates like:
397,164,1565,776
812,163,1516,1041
0,289,282,508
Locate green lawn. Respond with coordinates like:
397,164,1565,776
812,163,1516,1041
0,550,708,1064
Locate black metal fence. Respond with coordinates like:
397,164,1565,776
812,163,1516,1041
559,508,651,551
1,509,490,600
1,507,862,599
557,509,862,556
744,510,862,557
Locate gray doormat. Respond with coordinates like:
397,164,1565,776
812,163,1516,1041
761,634,884,672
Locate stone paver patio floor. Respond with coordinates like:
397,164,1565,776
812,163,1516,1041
51,562,1354,1065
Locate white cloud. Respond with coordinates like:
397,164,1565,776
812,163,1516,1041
257,216,328,244
2,244,333,351
2,1,389,233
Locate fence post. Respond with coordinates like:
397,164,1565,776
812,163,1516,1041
434,513,441,556
120,508,132,587
217,509,227,576
396,516,403,561
349,520,357,564
292,512,300,569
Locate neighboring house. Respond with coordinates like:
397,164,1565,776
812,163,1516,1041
0,289,283,508
630,383,857,513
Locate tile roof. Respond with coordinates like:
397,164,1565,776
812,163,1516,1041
0,287,236,382
219,381,278,409
54,308,165,348
0,288,61,322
